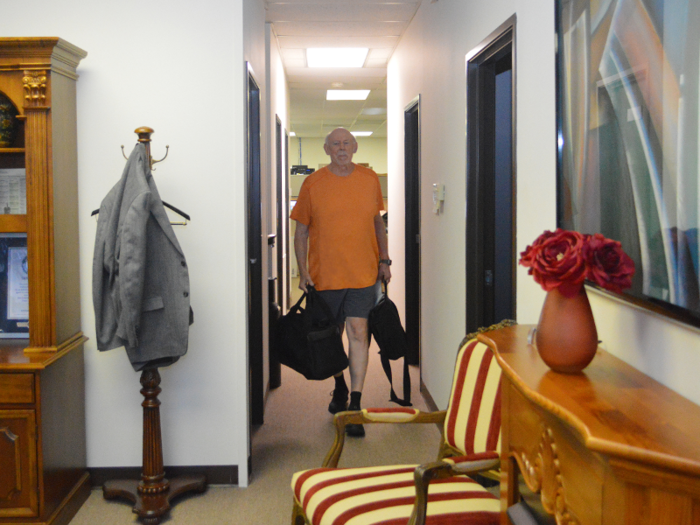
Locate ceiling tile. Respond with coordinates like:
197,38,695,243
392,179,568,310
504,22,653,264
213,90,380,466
367,48,394,59
285,67,387,78
280,48,305,59
277,36,398,49
272,21,407,37
364,58,388,68
283,58,307,68
266,3,420,23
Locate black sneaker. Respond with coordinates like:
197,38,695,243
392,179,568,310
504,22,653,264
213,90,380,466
346,398,365,437
328,389,348,414
345,422,365,437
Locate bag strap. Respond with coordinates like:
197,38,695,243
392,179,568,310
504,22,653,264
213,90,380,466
290,291,307,314
305,286,338,325
379,351,412,407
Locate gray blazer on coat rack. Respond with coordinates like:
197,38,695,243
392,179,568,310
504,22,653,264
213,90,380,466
92,143,193,371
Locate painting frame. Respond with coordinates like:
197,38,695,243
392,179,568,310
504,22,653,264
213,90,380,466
555,0,700,328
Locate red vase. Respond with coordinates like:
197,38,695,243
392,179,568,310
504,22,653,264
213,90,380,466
535,287,598,374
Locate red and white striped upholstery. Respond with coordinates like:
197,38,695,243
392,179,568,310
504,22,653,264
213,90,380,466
291,339,502,525
292,465,499,525
443,339,501,460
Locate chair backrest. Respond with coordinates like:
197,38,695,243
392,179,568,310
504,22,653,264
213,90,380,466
443,338,502,457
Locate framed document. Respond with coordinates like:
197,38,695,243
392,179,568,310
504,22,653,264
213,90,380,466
0,168,26,214
0,233,28,337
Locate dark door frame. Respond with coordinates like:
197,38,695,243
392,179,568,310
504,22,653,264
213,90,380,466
246,63,264,426
284,130,291,310
275,116,285,313
404,95,421,366
465,15,517,334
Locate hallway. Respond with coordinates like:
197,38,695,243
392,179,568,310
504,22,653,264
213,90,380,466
70,340,439,524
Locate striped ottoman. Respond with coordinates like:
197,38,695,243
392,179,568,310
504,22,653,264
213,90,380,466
292,464,500,525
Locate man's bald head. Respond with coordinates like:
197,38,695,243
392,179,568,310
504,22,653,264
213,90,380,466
325,128,356,147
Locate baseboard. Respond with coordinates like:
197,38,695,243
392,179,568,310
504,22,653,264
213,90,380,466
88,465,238,487
420,378,439,412
47,472,91,525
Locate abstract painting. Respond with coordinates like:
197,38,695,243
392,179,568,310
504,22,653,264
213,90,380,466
557,0,700,325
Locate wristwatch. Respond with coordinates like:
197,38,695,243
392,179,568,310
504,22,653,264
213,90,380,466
379,259,392,266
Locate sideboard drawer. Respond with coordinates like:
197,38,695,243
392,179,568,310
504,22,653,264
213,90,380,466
0,374,34,404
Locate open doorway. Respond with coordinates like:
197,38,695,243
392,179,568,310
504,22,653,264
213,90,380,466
465,16,517,333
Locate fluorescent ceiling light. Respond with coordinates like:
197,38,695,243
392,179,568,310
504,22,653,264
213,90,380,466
361,107,387,116
289,131,296,136
351,131,373,137
307,48,368,68
326,90,370,101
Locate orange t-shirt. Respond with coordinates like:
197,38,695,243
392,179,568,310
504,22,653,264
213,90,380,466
291,165,384,291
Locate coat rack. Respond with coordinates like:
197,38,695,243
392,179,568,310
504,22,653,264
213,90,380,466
91,126,190,225
102,127,206,525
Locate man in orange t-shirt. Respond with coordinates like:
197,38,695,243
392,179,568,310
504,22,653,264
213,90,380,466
291,127,391,437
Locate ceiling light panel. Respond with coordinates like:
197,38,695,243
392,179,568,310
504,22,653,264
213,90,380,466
326,90,371,101
307,48,369,68
361,108,387,116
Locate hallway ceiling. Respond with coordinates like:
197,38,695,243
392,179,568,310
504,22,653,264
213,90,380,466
265,0,423,138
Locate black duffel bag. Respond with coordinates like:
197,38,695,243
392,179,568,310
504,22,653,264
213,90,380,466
274,286,348,380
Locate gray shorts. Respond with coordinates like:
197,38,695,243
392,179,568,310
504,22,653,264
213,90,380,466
317,283,380,323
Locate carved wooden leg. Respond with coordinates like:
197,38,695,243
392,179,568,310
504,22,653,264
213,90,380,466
292,500,308,525
103,369,207,524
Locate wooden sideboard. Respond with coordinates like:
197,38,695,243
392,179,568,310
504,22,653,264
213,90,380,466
0,343,88,524
480,325,700,525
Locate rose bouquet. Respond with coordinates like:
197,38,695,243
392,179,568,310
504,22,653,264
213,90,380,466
519,229,635,298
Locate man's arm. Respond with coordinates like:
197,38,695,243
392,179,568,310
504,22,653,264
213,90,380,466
294,220,314,292
374,213,391,283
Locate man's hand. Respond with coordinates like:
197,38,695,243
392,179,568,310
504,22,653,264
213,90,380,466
298,271,315,292
378,263,391,284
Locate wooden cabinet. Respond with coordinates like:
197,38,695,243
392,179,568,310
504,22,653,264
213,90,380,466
0,38,89,524
0,408,38,518
482,325,700,525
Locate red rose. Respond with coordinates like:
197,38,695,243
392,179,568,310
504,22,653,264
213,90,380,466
584,233,635,293
519,229,587,297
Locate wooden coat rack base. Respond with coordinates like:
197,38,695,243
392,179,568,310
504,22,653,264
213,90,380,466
102,369,207,525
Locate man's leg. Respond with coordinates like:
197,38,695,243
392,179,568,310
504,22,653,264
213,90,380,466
344,316,369,437
345,317,370,392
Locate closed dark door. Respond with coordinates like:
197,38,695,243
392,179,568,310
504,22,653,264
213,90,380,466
466,18,516,334
246,66,264,426
404,97,421,366
270,116,286,390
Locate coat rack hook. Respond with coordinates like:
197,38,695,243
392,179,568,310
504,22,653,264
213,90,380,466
121,145,128,160
150,145,169,170
132,126,170,170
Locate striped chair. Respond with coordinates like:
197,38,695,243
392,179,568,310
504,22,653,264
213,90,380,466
291,337,503,525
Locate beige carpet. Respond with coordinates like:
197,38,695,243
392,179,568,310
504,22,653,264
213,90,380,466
70,338,443,524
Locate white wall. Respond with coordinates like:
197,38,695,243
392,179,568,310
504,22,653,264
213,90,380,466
3,0,271,486
388,0,700,408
